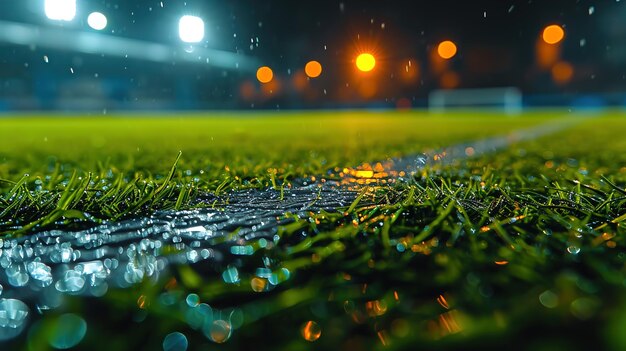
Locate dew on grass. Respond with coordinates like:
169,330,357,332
163,332,188,351
55,270,85,293
539,290,559,308
27,261,53,287
0,299,29,341
205,319,232,343
222,267,239,284
185,293,200,307
6,264,29,287
255,267,272,278
567,245,581,255
570,297,599,320
230,245,254,255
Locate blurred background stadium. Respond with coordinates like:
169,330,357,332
1,0,626,111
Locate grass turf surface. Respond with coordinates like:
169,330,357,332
1,110,626,350
0,110,557,234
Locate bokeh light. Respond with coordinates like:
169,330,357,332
256,66,274,83
291,70,308,91
542,25,565,44
179,15,205,43
44,0,76,21
300,320,321,342
400,59,419,83
87,12,108,31
47,314,87,349
250,277,267,292
440,71,460,89
0,299,29,341
356,53,376,72
162,332,188,351
536,39,560,69
305,61,323,78
437,41,457,59
207,320,232,343
239,81,256,100
551,61,574,84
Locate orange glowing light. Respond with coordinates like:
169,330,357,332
251,277,267,292
438,310,463,335
292,70,308,91
356,53,376,72
209,320,232,343
437,294,450,309
542,25,565,44
355,170,374,178
137,295,149,309
365,300,388,317
551,61,574,84
437,40,457,59
301,321,322,342
256,66,274,83
239,81,256,100
305,60,322,78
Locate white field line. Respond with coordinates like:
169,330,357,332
384,117,582,176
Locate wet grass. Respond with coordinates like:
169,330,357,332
2,110,626,350
0,110,554,235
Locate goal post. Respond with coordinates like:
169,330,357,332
428,87,522,115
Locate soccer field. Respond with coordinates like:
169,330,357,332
1,110,625,350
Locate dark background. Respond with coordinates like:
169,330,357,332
1,0,625,110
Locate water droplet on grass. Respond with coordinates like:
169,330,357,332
222,267,239,284
567,245,581,255
0,299,29,341
205,319,231,343
163,332,188,351
186,293,200,307
55,271,85,293
539,290,559,308
27,262,53,287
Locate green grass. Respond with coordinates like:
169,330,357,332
0,110,557,234
1,110,626,350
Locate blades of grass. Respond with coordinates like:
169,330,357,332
612,212,626,224
56,170,78,210
214,177,231,196
347,187,369,213
601,175,626,196
2,173,29,200
0,178,17,186
155,151,182,196
413,197,456,243
174,185,195,211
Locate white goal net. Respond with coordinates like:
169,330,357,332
428,87,522,115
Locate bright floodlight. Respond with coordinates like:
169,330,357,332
44,0,76,21
87,12,107,30
356,53,376,72
179,15,205,43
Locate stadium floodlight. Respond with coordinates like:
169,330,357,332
87,12,107,30
179,15,205,43
44,0,76,21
